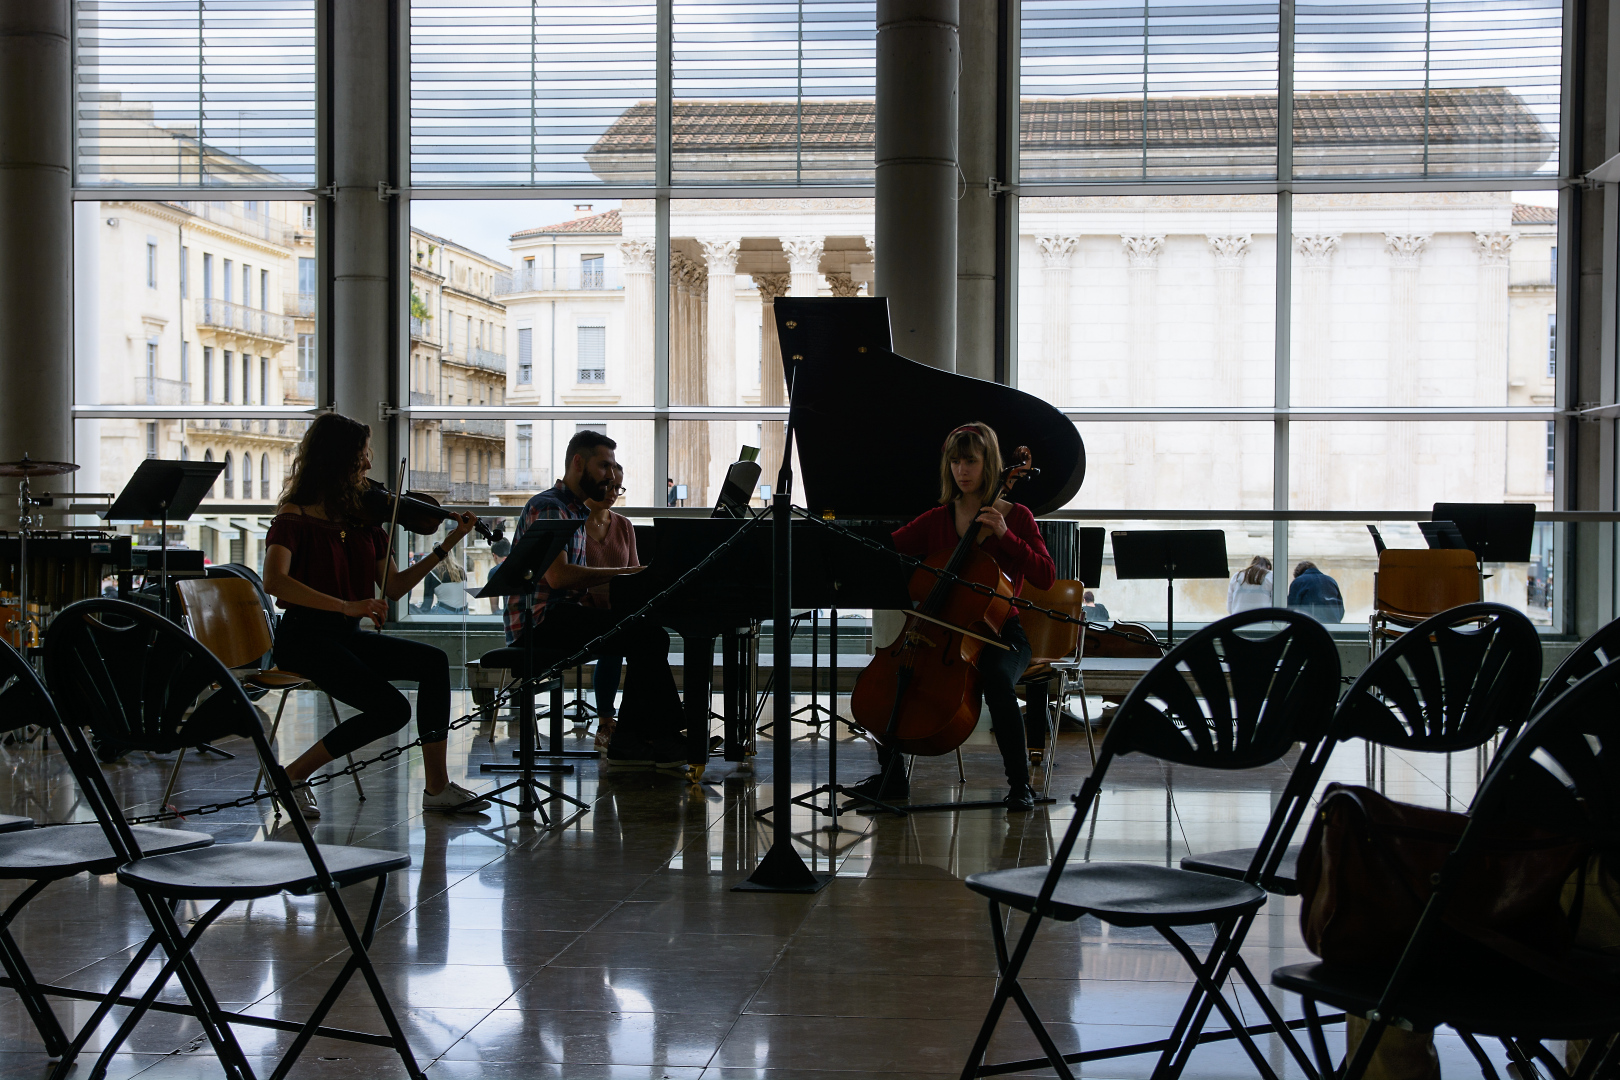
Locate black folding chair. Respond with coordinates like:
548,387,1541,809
43,599,424,1080
1526,612,1620,724
1175,602,1544,1079
1274,657,1620,1080
0,636,214,1077
958,608,1341,1080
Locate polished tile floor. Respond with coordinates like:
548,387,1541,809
0,687,1497,1078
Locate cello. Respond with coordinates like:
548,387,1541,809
850,447,1039,756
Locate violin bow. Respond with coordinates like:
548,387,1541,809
377,456,407,628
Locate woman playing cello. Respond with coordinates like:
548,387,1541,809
262,412,490,819
850,422,1056,812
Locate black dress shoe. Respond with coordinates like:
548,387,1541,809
848,771,909,800
1005,783,1036,812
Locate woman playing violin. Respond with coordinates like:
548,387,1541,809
852,421,1056,812
261,412,490,818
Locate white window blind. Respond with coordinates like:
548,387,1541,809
577,325,606,383
74,0,316,187
410,0,656,186
517,326,533,384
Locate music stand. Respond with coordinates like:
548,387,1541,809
1418,520,1470,551
1078,526,1105,589
1431,502,1537,565
476,519,591,818
102,459,224,620
1111,530,1230,647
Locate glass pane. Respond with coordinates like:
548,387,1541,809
1066,422,1275,511
672,0,876,185
1288,420,1553,511
1083,518,1277,632
1018,195,1276,408
1021,0,1281,181
1294,0,1561,179
75,0,316,187
410,0,657,186
664,197,872,507
1289,193,1556,412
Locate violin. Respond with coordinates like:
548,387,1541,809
359,479,505,545
850,447,1039,757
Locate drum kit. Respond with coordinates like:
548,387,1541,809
0,455,85,647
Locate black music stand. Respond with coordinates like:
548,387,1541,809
1418,520,1470,551
1111,530,1230,647
102,459,224,620
476,519,591,819
713,447,762,520
1078,526,1105,590
1432,502,1537,565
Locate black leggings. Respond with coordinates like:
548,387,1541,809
272,606,451,759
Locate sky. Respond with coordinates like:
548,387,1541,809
409,199,623,268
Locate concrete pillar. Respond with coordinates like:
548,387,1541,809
1474,230,1513,500
331,0,395,448
1208,233,1252,510
1036,236,1079,406
755,273,791,495
1385,232,1430,508
0,0,73,503
876,0,959,371
1123,235,1163,508
621,239,656,506
955,0,996,382
700,237,741,489
1292,234,1340,510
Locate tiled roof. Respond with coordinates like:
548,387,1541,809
589,88,1551,154
1512,203,1557,224
511,209,622,240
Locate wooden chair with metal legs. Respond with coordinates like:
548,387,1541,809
169,577,364,811
1368,548,1482,657
1014,579,1091,774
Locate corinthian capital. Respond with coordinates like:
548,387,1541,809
1293,234,1341,267
752,273,791,301
670,250,706,290
781,236,826,275
1206,233,1252,268
825,271,860,297
698,237,741,274
1121,234,1164,268
1474,231,1515,266
620,239,655,273
1036,235,1080,266
1384,232,1431,267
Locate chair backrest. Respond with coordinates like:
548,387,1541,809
1374,549,1481,622
0,639,56,738
1105,608,1341,770
1020,579,1084,663
1336,602,1541,754
1529,613,1620,719
42,598,336,872
175,577,274,670
1083,620,1164,658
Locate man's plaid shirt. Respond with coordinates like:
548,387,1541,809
503,481,589,643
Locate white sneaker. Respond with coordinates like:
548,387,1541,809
423,781,491,813
287,785,321,819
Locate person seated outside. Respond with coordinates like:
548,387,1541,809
1288,560,1345,623
1082,590,1110,622
1228,555,1273,613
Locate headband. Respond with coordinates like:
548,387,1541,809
941,424,982,451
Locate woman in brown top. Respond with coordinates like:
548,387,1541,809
582,463,637,750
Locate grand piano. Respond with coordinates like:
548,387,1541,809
609,297,1087,771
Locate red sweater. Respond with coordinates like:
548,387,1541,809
891,503,1056,596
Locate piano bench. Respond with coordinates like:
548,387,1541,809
479,647,568,686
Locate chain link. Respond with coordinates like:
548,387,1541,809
119,512,772,827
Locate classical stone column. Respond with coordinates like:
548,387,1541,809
1475,231,1514,499
0,0,73,503
1293,234,1341,509
755,273,792,495
1208,234,1251,509
700,237,742,491
876,0,959,371
620,239,655,505
669,251,709,505
1385,232,1430,508
1123,235,1164,508
783,236,826,298
826,272,860,297
1037,236,1079,408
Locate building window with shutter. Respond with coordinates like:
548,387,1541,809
146,239,158,288
577,325,606,383
581,254,604,289
223,453,234,499
260,358,268,406
517,424,532,470
242,354,252,406
242,454,252,499
203,347,213,402
1548,314,1557,377
223,351,232,403
146,423,157,459
517,326,533,383
261,453,270,499
180,246,188,297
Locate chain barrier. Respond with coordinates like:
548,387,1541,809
120,511,772,826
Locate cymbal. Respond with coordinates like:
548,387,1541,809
0,455,79,478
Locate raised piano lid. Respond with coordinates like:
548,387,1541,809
775,297,1085,520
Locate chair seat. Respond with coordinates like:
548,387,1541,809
1181,845,1302,896
1273,959,1620,1040
480,646,568,682
118,840,410,899
965,862,1267,928
0,814,34,833
246,669,309,690
0,823,212,879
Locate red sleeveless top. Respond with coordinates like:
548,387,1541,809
264,511,387,609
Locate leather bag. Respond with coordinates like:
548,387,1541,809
1298,783,1589,973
